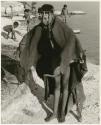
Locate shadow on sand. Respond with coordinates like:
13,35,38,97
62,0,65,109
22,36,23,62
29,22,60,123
24,72,54,119
1,55,79,122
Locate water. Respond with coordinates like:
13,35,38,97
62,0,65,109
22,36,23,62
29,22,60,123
36,1,99,65
68,2,99,65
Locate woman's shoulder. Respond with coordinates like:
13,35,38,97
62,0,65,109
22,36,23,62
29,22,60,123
28,23,42,35
32,23,42,31
55,17,73,31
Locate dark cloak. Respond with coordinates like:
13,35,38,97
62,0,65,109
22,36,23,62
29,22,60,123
19,17,87,112
20,17,84,74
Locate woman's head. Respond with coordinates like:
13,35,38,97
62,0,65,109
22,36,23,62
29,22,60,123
64,4,67,8
38,4,54,25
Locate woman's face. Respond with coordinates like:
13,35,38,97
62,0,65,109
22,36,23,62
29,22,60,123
41,12,53,25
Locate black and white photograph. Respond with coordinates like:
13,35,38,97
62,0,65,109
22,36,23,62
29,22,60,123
1,0,100,124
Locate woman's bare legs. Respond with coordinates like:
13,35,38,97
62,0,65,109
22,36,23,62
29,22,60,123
59,66,70,122
45,67,61,121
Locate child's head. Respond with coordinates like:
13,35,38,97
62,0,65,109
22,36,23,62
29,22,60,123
64,4,67,8
24,9,30,17
13,21,19,28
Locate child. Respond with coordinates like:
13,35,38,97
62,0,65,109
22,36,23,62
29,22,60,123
61,4,69,23
3,21,19,39
24,9,31,32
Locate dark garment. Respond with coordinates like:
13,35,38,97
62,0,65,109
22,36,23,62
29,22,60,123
1,68,5,79
44,51,87,99
19,16,87,102
19,16,88,83
36,24,62,78
20,17,84,74
44,60,86,114
18,16,88,113
20,25,42,72
3,25,13,33
69,61,87,92
66,61,86,112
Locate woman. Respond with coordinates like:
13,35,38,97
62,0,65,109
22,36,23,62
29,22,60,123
20,4,87,123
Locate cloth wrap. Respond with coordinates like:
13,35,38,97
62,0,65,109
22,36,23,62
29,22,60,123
18,17,88,113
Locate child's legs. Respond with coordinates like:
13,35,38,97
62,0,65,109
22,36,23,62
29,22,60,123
11,30,16,39
65,16,67,23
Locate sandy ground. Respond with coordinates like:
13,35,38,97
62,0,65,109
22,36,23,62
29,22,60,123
1,63,100,124
1,17,100,124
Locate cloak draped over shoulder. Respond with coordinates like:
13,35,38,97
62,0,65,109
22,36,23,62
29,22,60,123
19,16,87,111
20,17,83,74
20,25,42,72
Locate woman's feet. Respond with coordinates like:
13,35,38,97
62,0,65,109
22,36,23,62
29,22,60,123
45,113,66,123
58,113,65,123
45,111,82,123
45,113,57,122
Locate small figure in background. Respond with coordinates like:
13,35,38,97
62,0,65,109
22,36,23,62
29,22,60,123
4,7,7,15
31,6,37,24
9,5,13,19
38,7,42,21
24,9,31,32
3,21,19,39
31,3,37,17
32,6,36,15
61,4,69,23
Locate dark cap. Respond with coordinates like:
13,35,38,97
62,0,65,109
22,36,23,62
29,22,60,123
64,4,67,8
38,4,54,13
13,21,19,26
24,9,30,13
38,7,42,13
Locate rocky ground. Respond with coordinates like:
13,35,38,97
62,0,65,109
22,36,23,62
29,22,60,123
1,62,100,124
1,17,100,124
